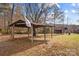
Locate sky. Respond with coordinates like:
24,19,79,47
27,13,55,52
14,3,79,25
58,3,79,25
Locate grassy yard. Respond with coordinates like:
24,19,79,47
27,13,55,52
0,34,79,56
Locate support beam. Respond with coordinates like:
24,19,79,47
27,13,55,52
51,27,53,38
11,25,14,40
28,28,30,39
43,27,46,44
31,26,34,44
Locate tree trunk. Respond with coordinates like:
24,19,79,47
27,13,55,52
33,27,36,37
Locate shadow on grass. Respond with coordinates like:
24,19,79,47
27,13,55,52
0,36,48,56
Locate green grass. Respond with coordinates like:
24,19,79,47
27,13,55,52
63,34,79,40
46,33,79,56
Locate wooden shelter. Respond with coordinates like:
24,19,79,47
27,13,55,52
9,20,54,43
9,4,54,43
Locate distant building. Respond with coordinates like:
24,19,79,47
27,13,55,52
53,24,79,33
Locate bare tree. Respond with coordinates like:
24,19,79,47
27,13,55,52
10,3,63,36
24,3,55,36
52,4,64,33
57,11,65,34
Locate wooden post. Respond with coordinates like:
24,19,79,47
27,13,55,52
11,25,14,40
28,28,30,39
51,27,52,38
43,27,46,44
31,26,34,44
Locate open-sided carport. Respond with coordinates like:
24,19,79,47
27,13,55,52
9,20,54,43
